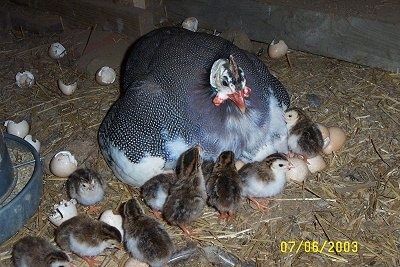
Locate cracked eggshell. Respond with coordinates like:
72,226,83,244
48,42,66,59
96,66,116,85
24,135,41,152
50,151,78,177
268,39,288,59
235,160,245,171
286,157,309,182
58,79,77,95
307,155,327,173
15,71,35,88
99,209,124,239
317,123,331,148
182,17,198,32
49,199,78,226
4,120,29,138
323,127,346,154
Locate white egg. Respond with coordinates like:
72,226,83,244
307,155,327,173
4,120,29,138
323,127,346,154
24,135,41,152
99,209,124,239
286,156,309,182
96,66,116,85
49,199,78,226
48,42,66,59
15,71,35,88
50,151,78,177
58,79,77,95
182,17,198,32
268,39,288,59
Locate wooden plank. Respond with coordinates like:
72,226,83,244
166,0,400,72
0,1,63,33
10,0,159,37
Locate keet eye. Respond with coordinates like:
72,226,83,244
222,80,228,86
279,163,284,167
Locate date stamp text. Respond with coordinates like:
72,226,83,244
280,240,359,253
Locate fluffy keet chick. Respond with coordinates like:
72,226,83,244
206,151,242,219
284,107,324,161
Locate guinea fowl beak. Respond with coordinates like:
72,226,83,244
227,86,251,114
228,92,245,113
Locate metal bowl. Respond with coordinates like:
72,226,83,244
0,133,42,243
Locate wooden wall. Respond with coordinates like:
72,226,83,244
166,0,400,72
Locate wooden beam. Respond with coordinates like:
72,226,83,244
166,0,400,72
0,1,63,33
10,0,160,37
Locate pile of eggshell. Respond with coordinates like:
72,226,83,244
286,124,346,183
12,41,118,178
3,120,41,152
16,42,117,96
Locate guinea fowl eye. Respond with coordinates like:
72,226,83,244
279,163,284,167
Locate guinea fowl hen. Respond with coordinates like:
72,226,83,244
98,27,290,186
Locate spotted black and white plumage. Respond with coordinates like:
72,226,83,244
285,107,324,159
98,27,290,186
12,236,73,267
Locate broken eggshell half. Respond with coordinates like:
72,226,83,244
58,79,77,95
15,71,35,88
49,199,78,226
95,66,116,85
48,42,67,59
50,151,78,177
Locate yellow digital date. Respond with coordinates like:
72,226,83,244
280,240,359,253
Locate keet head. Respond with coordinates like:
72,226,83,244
123,198,144,219
215,151,235,169
47,251,74,267
284,108,301,127
264,153,291,173
176,145,202,179
105,239,123,250
79,179,97,191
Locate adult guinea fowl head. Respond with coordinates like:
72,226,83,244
210,55,250,113
98,27,290,186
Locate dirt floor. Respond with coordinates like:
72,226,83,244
0,23,399,267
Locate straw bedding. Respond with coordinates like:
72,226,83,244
0,26,399,266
